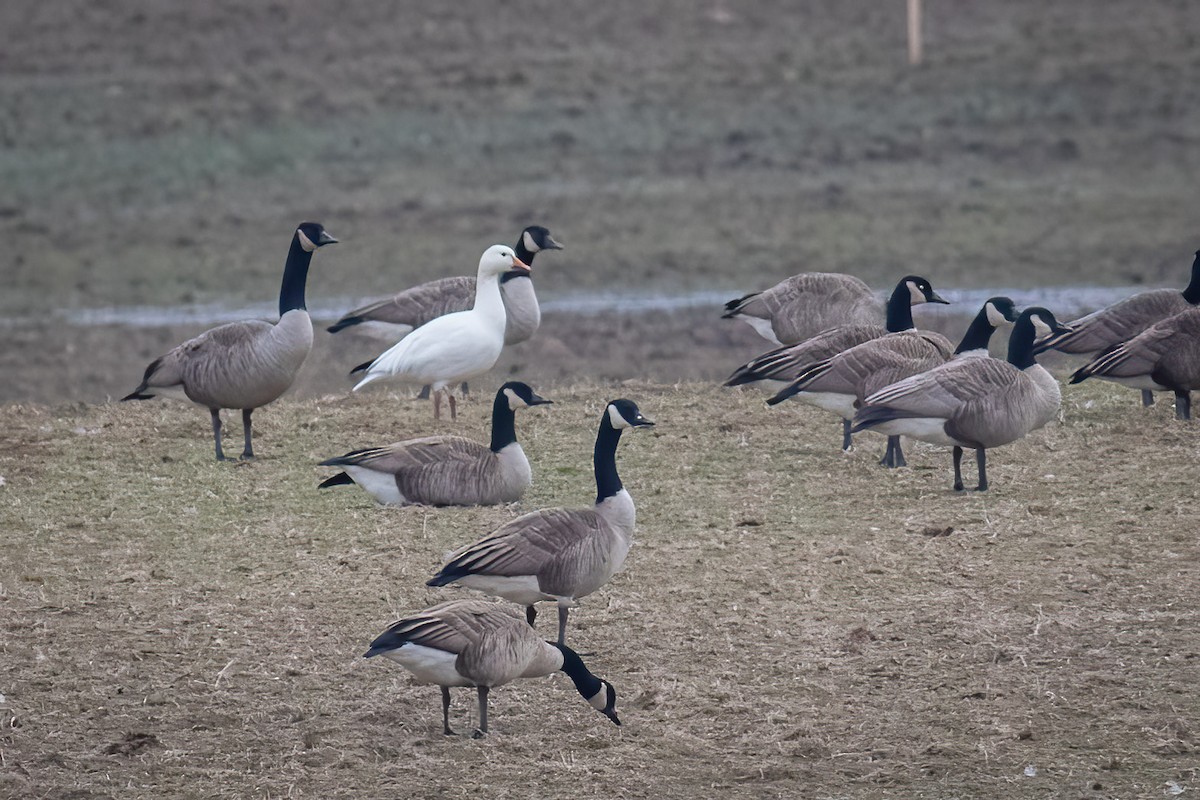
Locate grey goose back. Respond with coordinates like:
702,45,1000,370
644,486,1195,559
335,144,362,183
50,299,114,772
1034,250,1200,407
726,275,949,449
121,222,337,460
723,271,882,346
852,308,1067,491
427,399,654,645
328,225,562,345
364,599,620,738
768,297,1020,467
318,382,552,505
1070,306,1200,420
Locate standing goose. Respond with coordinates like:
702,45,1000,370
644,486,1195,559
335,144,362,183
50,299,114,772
318,381,553,505
852,307,1068,491
723,272,882,346
351,245,529,420
121,222,337,460
1069,306,1200,420
767,298,1019,467
328,225,562,345
1034,250,1200,406
725,275,949,450
427,399,654,645
364,599,620,738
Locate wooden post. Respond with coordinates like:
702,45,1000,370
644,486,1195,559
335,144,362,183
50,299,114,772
908,0,923,65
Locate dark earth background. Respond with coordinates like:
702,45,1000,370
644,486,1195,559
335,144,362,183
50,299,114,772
3,0,1200,404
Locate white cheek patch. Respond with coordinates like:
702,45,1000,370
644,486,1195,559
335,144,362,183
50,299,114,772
985,302,1007,327
1031,316,1053,339
504,388,526,409
297,230,317,252
607,405,630,429
588,687,608,711
523,231,538,253
908,281,927,305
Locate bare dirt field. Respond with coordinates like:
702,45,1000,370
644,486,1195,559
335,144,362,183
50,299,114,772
4,1,1200,797
2,380,1199,799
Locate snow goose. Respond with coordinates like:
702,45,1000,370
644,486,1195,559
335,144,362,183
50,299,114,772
364,599,620,738
351,245,529,419
121,222,337,460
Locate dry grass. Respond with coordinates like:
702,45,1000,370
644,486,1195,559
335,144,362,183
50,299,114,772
2,379,1198,798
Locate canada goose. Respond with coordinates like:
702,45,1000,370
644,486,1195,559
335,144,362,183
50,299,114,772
121,222,337,460
725,275,949,450
1034,251,1200,406
318,382,552,505
723,272,881,346
768,297,1020,468
427,399,654,645
364,599,620,738
351,245,529,420
328,225,562,345
1069,306,1200,420
852,307,1067,491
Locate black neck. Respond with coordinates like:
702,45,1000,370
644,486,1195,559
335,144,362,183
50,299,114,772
955,307,1000,355
501,234,539,284
1007,318,1040,370
489,392,517,452
553,643,602,701
1183,253,1200,304
593,414,624,504
279,236,314,316
884,284,917,332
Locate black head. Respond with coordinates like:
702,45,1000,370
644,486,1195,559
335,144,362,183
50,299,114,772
898,275,949,305
522,225,563,253
1019,307,1069,338
605,399,655,429
499,381,553,410
983,296,1020,326
296,221,338,252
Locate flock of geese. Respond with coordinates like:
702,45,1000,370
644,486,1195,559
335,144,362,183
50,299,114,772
118,221,1200,736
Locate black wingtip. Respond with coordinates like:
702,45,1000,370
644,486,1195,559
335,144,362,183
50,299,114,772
318,472,354,489
1068,368,1089,385
349,359,374,376
120,391,154,402
425,570,462,588
327,316,362,334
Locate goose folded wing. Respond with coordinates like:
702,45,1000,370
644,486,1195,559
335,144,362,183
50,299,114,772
864,358,1018,417
443,509,604,577
347,276,476,327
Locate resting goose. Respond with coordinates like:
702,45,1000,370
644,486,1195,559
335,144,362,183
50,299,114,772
725,275,949,450
767,297,1019,467
1036,250,1200,407
351,245,528,420
1069,306,1200,420
328,225,562,345
852,307,1067,491
723,272,881,346
121,222,337,460
318,381,552,505
427,399,654,645
364,599,620,738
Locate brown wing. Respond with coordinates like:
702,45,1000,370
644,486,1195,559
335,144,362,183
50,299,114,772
1040,290,1190,354
344,276,477,328
331,436,489,472
802,331,953,397
729,324,888,384
1079,308,1200,381
756,273,880,345
368,599,521,655
436,508,607,580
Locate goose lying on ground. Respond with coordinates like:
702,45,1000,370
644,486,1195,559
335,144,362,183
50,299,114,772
318,382,552,505
121,222,337,460
1069,306,1200,420
364,599,620,738
1035,250,1200,407
726,275,949,450
852,307,1067,491
427,399,654,645
723,271,882,346
768,297,1019,467
350,245,528,420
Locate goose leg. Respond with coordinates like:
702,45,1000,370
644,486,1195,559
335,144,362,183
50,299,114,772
449,393,458,421
975,448,988,491
241,409,255,460
841,419,853,451
557,606,569,646
1142,389,1155,407
952,446,964,491
525,605,537,627
878,437,893,467
472,686,489,739
886,436,906,468
433,390,443,421
418,385,431,400
1176,391,1191,421
441,686,456,736
210,409,226,461
461,382,470,398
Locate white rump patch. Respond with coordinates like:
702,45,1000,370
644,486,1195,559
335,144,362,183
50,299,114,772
344,466,408,506
381,643,471,686
872,416,959,446
739,315,783,345
455,573,552,606
796,390,857,419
